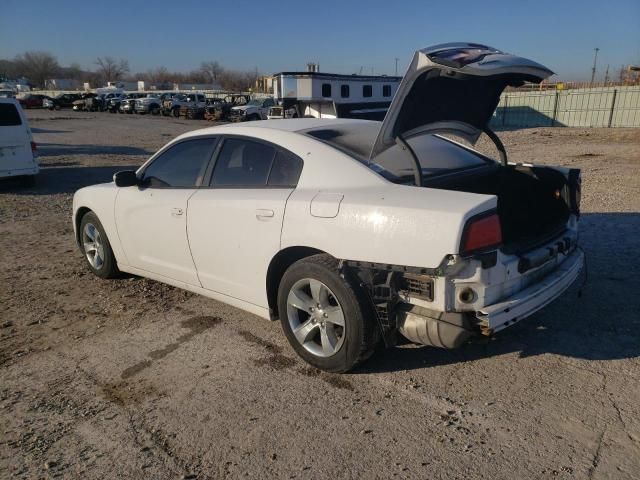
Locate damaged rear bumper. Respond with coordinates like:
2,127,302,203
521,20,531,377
476,248,584,334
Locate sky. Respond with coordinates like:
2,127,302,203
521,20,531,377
1,0,638,81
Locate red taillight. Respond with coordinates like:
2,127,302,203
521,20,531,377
461,213,502,255
31,141,37,156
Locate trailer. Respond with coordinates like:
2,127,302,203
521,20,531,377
271,71,401,120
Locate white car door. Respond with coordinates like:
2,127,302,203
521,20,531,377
187,137,303,307
115,137,218,285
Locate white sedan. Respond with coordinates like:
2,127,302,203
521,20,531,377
73,43,584,372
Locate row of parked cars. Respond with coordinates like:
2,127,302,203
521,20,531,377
17,90,277,122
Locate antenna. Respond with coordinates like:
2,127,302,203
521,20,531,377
395,58,399,76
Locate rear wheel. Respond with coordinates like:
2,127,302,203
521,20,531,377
278,254,380,372
151,105,160,115
79,211,120,279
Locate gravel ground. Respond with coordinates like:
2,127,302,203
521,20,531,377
1,110,639,479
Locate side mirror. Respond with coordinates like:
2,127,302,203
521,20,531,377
113,170,139,187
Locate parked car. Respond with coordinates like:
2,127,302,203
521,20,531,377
0,98,39,186
159,92,179,116
135,94,162,115
94,92,124,112
43,93,82,110
72,93,100,112
18,94,50,109
0,90,16,98
228,97,275,122
106,94,126,113
204,94,249,121
162,93,206,118
266,104,297,120
119,93,145,114
72,43,583,372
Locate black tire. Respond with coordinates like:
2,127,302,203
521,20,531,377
172,108,180,118
248,113,260,121
79,211,120,279
151,105,160,115
278,254,380,373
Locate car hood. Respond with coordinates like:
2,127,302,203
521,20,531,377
231,105,252,112
370,42,553,159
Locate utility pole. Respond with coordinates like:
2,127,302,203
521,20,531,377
590,47,599,84
395,57,399,76
604,64,610,85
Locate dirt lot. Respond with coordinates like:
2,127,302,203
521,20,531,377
1,110,639,479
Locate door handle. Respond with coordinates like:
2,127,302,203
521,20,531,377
256,209,274,220
171,207,184,217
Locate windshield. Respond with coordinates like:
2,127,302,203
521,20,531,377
246,99,262,106
304,123,491,182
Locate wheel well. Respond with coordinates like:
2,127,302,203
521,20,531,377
74,207,91,248
266,246,324,320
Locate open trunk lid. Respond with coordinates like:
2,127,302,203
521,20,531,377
370,43,553,159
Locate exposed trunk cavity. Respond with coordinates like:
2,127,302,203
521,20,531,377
428,165,577,253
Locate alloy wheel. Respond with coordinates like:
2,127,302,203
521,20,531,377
286,278,346,357
82,223,105,270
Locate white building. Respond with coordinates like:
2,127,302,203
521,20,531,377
272,71,402,120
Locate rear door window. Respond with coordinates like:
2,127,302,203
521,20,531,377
142,138,216,188
210,138,276,187
0,103,22,126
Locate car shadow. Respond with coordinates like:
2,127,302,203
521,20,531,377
36,143,153,157
31,128,71,134
0,165,139,195
356,212,640,374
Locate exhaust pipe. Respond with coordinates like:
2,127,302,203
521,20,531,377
397,305,474,349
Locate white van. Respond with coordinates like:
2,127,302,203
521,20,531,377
0,98,39,185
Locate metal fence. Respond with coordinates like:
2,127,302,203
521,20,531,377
490,86,640,128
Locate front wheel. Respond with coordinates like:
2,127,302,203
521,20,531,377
79,211,120,279
172,108,180,118
278,254,380,373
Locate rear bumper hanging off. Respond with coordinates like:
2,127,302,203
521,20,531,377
476,248,584,334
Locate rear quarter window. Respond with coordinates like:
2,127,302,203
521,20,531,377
373,135,490,178
0,103,22,126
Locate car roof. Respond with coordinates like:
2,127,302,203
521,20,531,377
181,118,380,139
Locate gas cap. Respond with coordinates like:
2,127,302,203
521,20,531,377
310,192,344,218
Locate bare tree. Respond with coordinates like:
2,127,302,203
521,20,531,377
13,51,60,88
0,59,20,80
217,68,261,91
145,66,174,88
95,56,130,84
200,61,224,84
244,67,260,90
